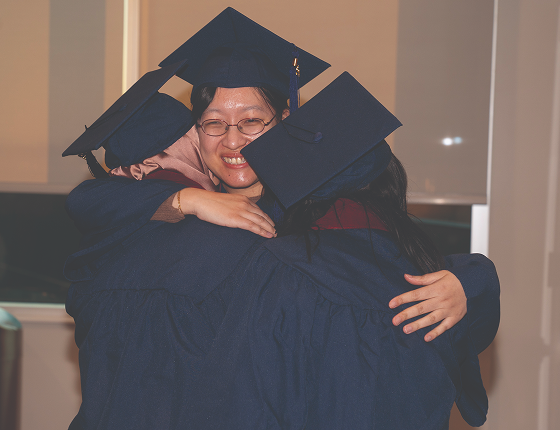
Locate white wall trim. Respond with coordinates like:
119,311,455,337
487,0,499,204
471,204,489,256
471,0,498,261
122,0,140,93
540,3,560,348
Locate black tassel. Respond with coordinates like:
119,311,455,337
79,151,109,178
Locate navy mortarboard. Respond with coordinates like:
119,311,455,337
62,60,192,175
241,72,402,208
159,7,330,112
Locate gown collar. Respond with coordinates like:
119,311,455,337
313,198,387,231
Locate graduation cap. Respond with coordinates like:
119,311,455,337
62,60,192,174
241,72,402,209
159,7,330,112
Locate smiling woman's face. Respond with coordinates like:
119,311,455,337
197,87,280,198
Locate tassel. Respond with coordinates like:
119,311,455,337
79,151,109,178
289,46,300,113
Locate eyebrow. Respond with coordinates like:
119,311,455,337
204,105,269,115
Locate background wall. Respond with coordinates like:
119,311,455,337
0,0,123,194
138,0,399,115
486,0,560,428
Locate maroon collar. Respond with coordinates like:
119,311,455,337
313,199,388,231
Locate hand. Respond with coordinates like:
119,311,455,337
388,271,467,342
174,188,276,238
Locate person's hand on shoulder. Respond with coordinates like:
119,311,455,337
174,188,276,238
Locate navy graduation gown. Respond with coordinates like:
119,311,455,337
67,215,268,430
65,178,499,429
183,225,498,429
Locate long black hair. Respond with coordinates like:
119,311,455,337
190,86,289,123
276,154,445,274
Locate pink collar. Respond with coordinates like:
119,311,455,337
313,199,388,231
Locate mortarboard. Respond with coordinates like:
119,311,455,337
241,72,402,209
159,7,330,111
62,60,192,170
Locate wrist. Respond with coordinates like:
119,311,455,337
172,188,201,216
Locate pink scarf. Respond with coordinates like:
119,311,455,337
110,126,219,191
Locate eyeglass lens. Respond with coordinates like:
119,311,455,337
202,118,266,136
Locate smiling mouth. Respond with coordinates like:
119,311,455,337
222,156,247,165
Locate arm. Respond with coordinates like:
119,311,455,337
389,254,500,350
67,177,275,239
66,176,183,235
65,176,276,281
171,188,275,238
64,177,185,281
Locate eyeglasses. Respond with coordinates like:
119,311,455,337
197,117,276,137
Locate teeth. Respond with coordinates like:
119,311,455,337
223,156,246,165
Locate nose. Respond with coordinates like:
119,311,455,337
221,126,248,151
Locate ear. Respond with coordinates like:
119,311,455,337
282,108,290,120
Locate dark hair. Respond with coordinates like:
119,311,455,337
190,86,288,122
276,155,445,274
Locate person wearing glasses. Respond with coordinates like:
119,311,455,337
63,9,498,429
65,8,474,345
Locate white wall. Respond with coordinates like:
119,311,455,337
486,0,560,428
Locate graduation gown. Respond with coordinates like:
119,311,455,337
66,215,268,430
183,200,499,429
65,179,499,429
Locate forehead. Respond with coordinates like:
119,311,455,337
203,87,269,116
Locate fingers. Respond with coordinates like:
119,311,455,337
399,310,444,334
423,319,456,342
242,202,276,231
394,308,458,341
404,270,448,286
188,190,277,237
234,210,276,238
390,270,467,342
399,313,462,342
389,285,436,309
391,298,438,326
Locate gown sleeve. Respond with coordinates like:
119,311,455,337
64,176,185,281
445,253,500,354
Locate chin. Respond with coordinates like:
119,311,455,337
224,178,259,189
